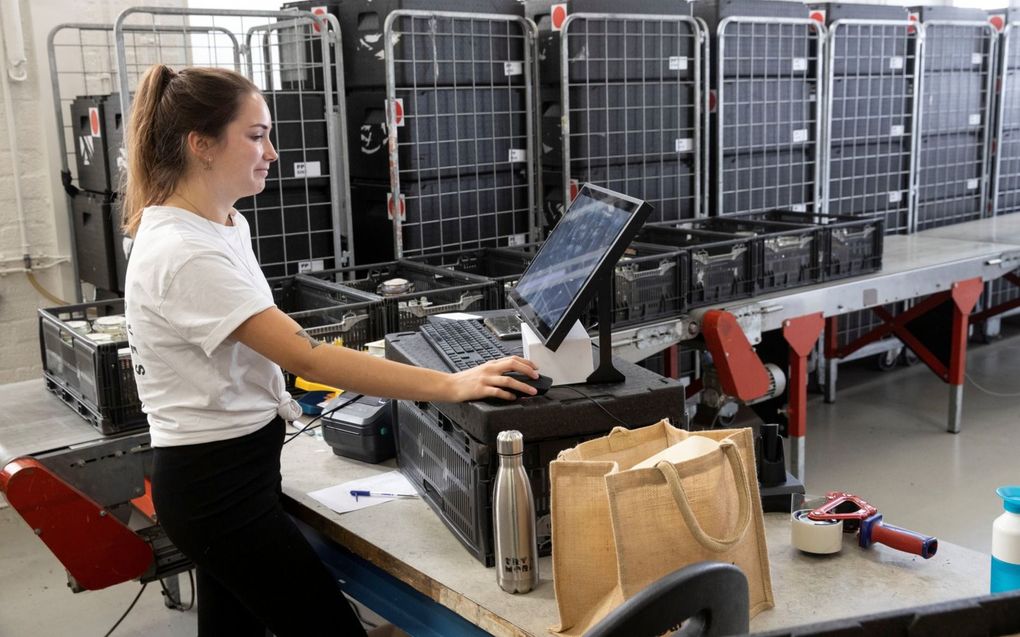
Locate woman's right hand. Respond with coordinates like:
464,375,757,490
447,356,540,402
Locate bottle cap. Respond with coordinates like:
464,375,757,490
497,430,524,455
997,486,1020,514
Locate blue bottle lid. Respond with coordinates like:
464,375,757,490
997,486,1020,514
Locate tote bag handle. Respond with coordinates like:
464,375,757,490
655,440,752,552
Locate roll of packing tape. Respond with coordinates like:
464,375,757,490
791,509,844,554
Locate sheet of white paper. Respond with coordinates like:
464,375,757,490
307,470,418,514
431,312,480,320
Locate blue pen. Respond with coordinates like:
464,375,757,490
350,490,418,501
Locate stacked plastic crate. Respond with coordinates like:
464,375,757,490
69,93,129,296
983,9,1020,338
295,0,536,263
529,0,703,226
911,5,996,232
815,3,921,399
696,0,825,217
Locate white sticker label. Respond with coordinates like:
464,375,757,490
294,161,321,178
508,233,527,247
889,56,904,70
890,124,905,137
675,138,694,153
967,178,979,190
508,149,526,163
297,260,325,273
792,129,808,143
668,56,688,71
791,203,807,212
504,61,523,76
888,191,903,203
792,58,808,72
972,53,983,65
969,114,982,126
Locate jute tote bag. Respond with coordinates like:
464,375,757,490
549,420,773,636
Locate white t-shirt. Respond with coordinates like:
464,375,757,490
124,205,295,447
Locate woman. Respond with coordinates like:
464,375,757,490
122,64,539,636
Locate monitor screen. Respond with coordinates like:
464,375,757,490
509,184,651,350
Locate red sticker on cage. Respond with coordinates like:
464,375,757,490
551,4,568,31
810,10,825,24
311,6,327,33
89,107,101,137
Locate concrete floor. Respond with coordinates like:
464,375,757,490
2,325,1018,635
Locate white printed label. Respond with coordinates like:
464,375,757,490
792,129,808,143
888,191,903,203
791,203,807,212
508,149,526,163
890,124,905,137
889,56,904,70
508,233,527,247
504,61,523,76
792,57,808,72
972,53,983,65
969,114,982,126
675,138,694,153
967,178,979,190
294,161,322,178
668,56,688,71
297,259,325,273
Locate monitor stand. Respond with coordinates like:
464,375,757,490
520,284,625,386
586,282,625,385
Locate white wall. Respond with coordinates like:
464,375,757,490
0,0,184,384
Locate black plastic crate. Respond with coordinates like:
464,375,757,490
827,141,912,217
634,346,698,378
263,91,329,185
72,191,118,292
637,224,756,308
308,260,500,332
282,0,526,90
372,87,528,181
354,169,531,257
568,158,697,224
916,132,985,203
71,95,114,193
409,246,533,309
822,8,913,77
350,181,398,265
694,216,824,294
103,93,126,192
828,76,913,143
395,398,597,566
38,299,145,435
721,78,815,151
270,274,387,350
917,11,993,73
235,183,337,279
719,210,883,282
920,71,987,135
530,0,696,85
697,0,817,78
546,83,698,167
720,148,817,214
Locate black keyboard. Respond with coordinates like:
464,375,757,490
420,320,516,372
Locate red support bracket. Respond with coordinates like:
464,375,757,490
1,457,154,590
972,272,1020,323
701,310,770,402
828,278,983,384
783,313,825,439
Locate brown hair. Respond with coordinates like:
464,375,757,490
121,65,259,237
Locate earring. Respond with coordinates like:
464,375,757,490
204,157,213,171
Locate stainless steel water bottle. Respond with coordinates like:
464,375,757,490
493,430,538,593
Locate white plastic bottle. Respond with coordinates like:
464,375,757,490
991,486,1020,593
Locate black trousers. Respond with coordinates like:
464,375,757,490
152,417,366,637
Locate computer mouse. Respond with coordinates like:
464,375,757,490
502,371,553,398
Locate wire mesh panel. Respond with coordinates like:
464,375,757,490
823,18,920,235
114,8,352,278
993,23,1020,216
384,11,537,259
715,17,826,216
559,13,703,224
913,19,996,232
